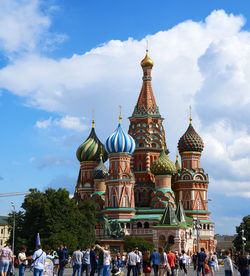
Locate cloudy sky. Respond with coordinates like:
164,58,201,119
0,0,250,235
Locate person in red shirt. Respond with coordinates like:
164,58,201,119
166,250,176,276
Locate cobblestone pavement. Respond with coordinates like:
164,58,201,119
19,266,233,276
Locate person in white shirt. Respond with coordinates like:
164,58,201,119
179,250,188,276
32,245,47,276
224,251,234,276
96,245,111,276
18,247,31,276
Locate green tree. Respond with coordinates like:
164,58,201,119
233,215,250,252
8,188,96,254
124,236,154,252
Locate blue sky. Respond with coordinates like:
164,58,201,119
0,0,250,235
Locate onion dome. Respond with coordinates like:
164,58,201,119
141,50,154,68
151,148,177,176
92,154,108,179
105,110,135,155
76,121,108,162
178,120,204,154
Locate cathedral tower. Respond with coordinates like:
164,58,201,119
104,111,136,219
75,120,108,200
128,50,167,207
173,114,210,221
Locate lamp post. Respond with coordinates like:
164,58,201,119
241,229,246,254
193,217,201,252
11,202,15,254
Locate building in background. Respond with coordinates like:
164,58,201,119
0,216,9,248
215,234,236,252
75,51,215,253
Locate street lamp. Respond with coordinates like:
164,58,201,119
241,229,246,254
10,202,15,254
193,217,201,252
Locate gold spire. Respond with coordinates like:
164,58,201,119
189,105,192,125
119,105,122,124
141,49,154,68
92,109,95,128
100,145,103,159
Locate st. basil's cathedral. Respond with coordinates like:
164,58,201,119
75,50,215,253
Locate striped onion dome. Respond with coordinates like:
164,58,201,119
178,122,204,153
151,149,177,176
92,155,108,179
76,123,108,162
105,123,135,154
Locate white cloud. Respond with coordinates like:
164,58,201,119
0,0,65,55
36,117,52,128
35,115,87,132
0,9,250,200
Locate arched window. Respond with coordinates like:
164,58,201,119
168,235,175,245
151,143,156,148
203,224,206,230
186,201,190,210
135,190,140,203
144,222,149,228
121,223,124,228
126,223,130,229
137,222,142,229
207,224,210,230
138,143,144,148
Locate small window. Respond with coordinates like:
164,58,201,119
144,222,149,228
113,196,116,207
203,224,206,230
186,201,190,209
121,223,124,228
126,223,130,229
138,143,144,148
137,222,142,229
207,224,210,230
151,143,156,148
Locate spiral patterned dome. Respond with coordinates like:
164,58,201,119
178,123,204,153
105,123,135,154
76,124,108,162
92,155,108,179
151,149,177,175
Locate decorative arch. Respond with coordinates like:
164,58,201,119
144,222,149,229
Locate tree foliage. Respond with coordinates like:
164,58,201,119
8,188,96,254
124,236,154,252
233,215,250,252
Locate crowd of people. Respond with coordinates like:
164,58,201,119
0,243,249,276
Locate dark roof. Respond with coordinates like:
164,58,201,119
0,216,8,226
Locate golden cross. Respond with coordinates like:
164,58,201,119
119,105,122,124
189,105,192,124
92,109,95,128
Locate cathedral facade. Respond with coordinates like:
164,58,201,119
75,51,215,253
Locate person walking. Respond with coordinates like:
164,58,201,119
167,250,176,276
57,246,68,276
237,251,249,276
224,251,234,276
192,253,197,271
90,245,97,276
174,252,179,276
197,248,207,276
127,249,138,276
0,244,14,276
179,250,188,276
32,245,46,276
208,252,215,276
72,247,83,276
158,248,167,276
18,247,31,276
213,253,219,272
142,251,151,276
82,248,90,276
135,248,142,276
151,249,160,276
96,246,104,276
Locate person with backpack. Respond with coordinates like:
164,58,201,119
31,245,46,276
57,245,68,276
197,248,207,276
81,248,90,276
